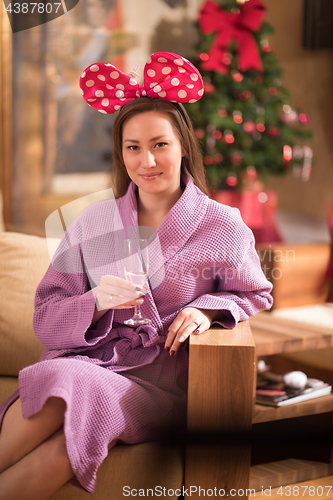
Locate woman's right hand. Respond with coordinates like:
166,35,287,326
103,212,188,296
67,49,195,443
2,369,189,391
96,275,146,311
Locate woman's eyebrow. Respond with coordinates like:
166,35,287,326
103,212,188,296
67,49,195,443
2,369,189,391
123,135,171,143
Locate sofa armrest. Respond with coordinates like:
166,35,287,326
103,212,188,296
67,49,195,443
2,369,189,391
185,320,255,498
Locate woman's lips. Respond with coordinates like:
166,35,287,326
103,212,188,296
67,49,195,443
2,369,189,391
139,173,161,181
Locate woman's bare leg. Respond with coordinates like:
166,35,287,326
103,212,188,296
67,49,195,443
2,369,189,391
0,428,74,500
0,396,66,473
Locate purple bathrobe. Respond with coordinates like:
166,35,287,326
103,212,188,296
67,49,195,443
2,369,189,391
0,176,273,492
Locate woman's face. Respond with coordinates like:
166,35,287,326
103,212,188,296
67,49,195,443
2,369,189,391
122,111,183,197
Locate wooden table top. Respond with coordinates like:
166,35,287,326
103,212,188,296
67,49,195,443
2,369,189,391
249,310,333,357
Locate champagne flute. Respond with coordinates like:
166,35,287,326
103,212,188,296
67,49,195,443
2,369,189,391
123,238,151,326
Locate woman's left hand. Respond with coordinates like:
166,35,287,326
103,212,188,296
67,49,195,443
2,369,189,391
165,307,217,356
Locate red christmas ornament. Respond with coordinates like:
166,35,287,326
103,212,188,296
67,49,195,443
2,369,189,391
243,120,256,134
199,0,265,74
199,53,210,61
269,87,278,96
212,130,222,139
240,90,252,100
299,113,309,125
195,129,205,139
204,82,215,94
224,131,235,144
218,108,228,117
226,174,238,186
256,123,265,132
246,166,257,179
232,71,243,82
214,153,223,163
230,151,243,165
204,155,214,165
268,126,280,138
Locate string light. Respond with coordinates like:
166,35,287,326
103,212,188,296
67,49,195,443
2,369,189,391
233,110,243,124
199,53,209,61
224,130,235,144
226,174,237,186
283,145,292,161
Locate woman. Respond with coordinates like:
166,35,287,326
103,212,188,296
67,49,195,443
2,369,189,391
0,52,273,499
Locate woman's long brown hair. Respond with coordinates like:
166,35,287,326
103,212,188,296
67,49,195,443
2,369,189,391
110,97,208,198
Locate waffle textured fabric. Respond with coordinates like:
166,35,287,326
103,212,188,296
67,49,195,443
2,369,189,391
0,176,273,493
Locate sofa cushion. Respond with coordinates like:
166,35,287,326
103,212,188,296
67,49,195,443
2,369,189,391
0,232,53,375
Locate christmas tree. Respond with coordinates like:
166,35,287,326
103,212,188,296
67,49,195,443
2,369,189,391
184,0,313,192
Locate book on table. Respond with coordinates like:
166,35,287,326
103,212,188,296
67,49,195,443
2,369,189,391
255,377,332,407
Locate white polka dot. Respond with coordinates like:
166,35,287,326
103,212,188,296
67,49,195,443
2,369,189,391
130,78,137,86
98,109,107,114
86,80,94,87
162,67,172,75
97,75,106,81
120,97,126,101
147,57,152,64
114,105,121,110
95,90,104,97
142,90,147,96
171,78,180,86
178,68,186,73
102,98,109,106
87,98,96,102
178,90,187,98
158,57,167,63
198,89,204,96
186,84,194,89
136,91,140,97
80,89,84,95
189,99,197,103
147,69,156,77
190,73,199,81
116,90,124,98
106,84,114,89
81,71,86,78
158,91,167,98
150,82,158,88
153,85,162,93
90,64,99,72
110,71,119,79
105,63,112,66
174,58,184,66
116,84,124,90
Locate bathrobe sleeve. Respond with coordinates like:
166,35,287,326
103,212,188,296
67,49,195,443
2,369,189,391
178,201,273,329
33,206,116,351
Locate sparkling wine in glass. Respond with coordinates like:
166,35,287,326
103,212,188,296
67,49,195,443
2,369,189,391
123,239,151,326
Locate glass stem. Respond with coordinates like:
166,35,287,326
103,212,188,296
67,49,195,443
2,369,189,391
134,304,143,318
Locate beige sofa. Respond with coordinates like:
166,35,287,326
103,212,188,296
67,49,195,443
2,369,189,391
0,229,258,499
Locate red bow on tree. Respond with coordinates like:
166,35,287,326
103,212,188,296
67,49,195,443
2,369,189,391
199,0,265,74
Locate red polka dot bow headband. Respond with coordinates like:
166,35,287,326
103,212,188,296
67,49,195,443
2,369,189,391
79,52,204,114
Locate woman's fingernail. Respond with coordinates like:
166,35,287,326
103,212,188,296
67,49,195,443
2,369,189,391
194,329,200,334
179,336,185,342
164,346,170,352
135,299,144,304
169,350,176,357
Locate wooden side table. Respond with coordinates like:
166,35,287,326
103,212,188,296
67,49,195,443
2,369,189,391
249,308,333,491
